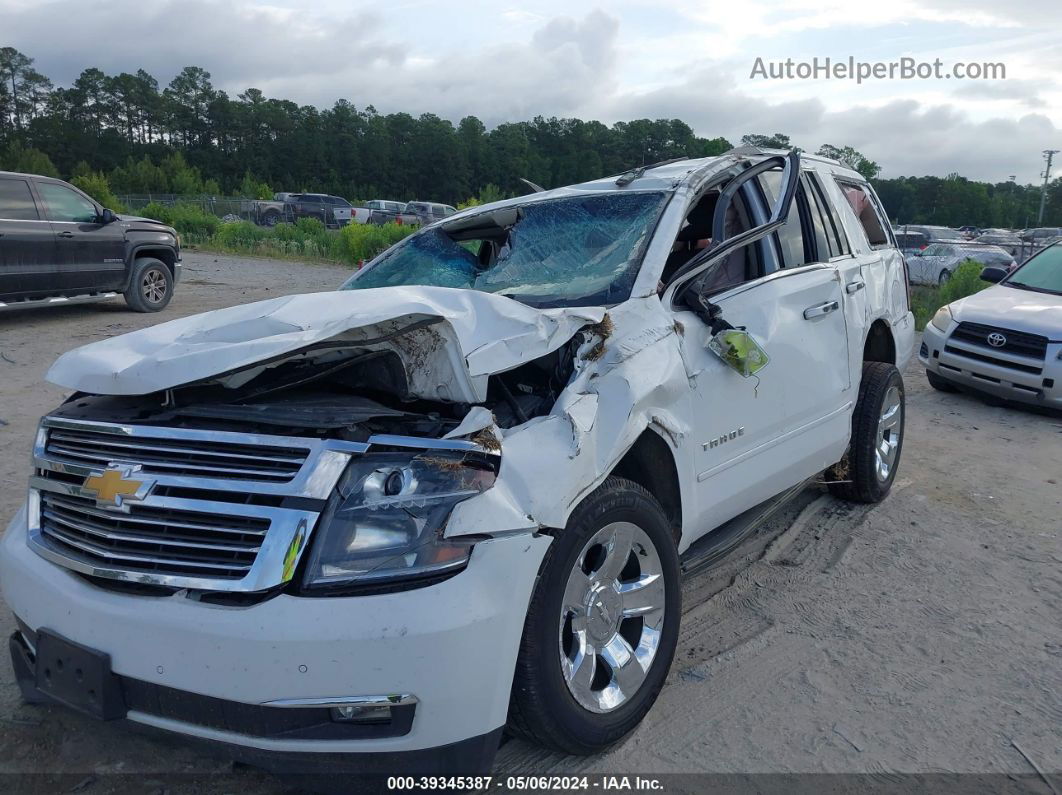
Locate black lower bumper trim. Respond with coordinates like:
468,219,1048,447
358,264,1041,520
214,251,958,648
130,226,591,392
11,629,500,779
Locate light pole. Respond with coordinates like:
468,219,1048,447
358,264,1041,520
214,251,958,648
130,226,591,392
1038,149,1059,226
1008,175,1016,229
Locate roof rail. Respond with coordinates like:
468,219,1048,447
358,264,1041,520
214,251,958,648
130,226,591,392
615,157,689,187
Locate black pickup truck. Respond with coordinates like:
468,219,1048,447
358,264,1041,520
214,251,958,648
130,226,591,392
0,171,181,312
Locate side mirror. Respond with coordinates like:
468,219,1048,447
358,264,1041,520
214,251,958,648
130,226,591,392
707,328,769,377
980,266,1007,283
100,208,117,224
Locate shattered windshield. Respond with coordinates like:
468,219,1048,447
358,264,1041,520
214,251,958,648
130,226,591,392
341,192,668,307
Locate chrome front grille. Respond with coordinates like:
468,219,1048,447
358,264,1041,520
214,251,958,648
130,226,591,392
44,426,310,482
951,322,1048,360
26,416,491,592
28,417,368,592
39,491,266,579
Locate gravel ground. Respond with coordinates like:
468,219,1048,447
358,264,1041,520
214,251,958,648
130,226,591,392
0,250,1058,792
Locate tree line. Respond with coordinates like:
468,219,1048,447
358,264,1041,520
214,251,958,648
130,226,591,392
1,47,1058,228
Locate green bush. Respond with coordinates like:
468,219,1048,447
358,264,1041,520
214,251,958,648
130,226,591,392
137,201,218,237
213,220,269,249
295,216,326,235
180,216,413,265
71,172,125,213
167,202,220,237
911,259,992,329
138,201,174,225
338,222,414,263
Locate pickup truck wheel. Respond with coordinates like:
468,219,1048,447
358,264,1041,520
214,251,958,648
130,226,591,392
828,362,905,503
508,477,680,754
262,211,280,227
123,258,173,313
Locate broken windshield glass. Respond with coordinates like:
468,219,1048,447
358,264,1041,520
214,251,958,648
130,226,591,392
341,192,668,308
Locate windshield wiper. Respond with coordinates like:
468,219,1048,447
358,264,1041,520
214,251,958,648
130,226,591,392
1005,281,1060,295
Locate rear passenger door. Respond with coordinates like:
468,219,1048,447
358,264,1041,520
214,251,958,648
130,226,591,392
0,175,58,300
802,172,866,385
36,180,126,292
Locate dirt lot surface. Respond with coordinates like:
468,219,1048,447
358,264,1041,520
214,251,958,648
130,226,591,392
0,251,1058,792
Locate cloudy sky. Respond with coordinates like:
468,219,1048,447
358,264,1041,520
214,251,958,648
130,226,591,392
4,0,1061,183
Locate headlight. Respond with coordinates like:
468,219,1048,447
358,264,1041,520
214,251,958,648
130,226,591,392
929,305,952,332
301,451,496,592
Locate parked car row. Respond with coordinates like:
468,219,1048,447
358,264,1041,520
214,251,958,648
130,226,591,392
243,193,368,228
243,195,460,228
893,222,1061,280
363,199,458,226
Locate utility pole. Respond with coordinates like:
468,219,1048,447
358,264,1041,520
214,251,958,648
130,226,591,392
1008,175,1016,229
1037,149,1059,226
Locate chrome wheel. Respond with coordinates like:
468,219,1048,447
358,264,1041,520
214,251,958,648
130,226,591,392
141,268,168,305
875,385,902,482
559,521,665,714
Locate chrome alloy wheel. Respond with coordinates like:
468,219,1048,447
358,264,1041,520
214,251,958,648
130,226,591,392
141,268,168,305
875,385,903,482
559,521,666,713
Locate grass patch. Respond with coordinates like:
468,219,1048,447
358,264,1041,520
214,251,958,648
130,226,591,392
168,213,415,266
910,259,992,329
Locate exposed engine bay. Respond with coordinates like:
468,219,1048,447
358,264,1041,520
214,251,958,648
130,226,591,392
51,332,585,442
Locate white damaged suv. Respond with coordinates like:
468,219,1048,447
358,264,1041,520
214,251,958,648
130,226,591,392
1,149,914,775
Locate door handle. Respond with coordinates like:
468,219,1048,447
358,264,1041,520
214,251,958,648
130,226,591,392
57,231,74,238
803,300,839,319
845,280,865,294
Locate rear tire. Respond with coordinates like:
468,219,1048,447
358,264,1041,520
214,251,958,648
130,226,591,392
926,369,958,392
938,269,951,285
262,211,280,227
828,362,905,504
123,258,173,313
508,477,680,754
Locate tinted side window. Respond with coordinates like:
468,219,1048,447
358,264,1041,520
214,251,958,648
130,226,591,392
836,180,889,247
37,182,97,223
0,178,40,220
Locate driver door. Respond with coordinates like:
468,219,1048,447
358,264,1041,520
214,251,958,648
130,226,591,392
36,181,126,292
665,154,853,535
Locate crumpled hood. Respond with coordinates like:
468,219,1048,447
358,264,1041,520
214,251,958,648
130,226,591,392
951,285,1062,338
46,286,605,401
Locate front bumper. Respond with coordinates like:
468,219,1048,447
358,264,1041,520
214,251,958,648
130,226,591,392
920,324,1062,408
1,503,549,770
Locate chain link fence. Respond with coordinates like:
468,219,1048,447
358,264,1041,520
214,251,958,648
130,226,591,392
116,194,265,223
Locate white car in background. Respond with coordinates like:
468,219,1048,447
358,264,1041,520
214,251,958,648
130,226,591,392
920,242,1062,408
908,242,1016,285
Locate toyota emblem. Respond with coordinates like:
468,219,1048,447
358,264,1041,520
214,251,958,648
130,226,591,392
987,332,1007,347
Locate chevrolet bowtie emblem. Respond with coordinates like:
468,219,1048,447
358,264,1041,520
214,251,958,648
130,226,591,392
82,464,153,510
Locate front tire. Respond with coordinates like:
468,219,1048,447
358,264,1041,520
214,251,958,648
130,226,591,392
508,477,680,754
123,258,173,313
828,362,905,503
